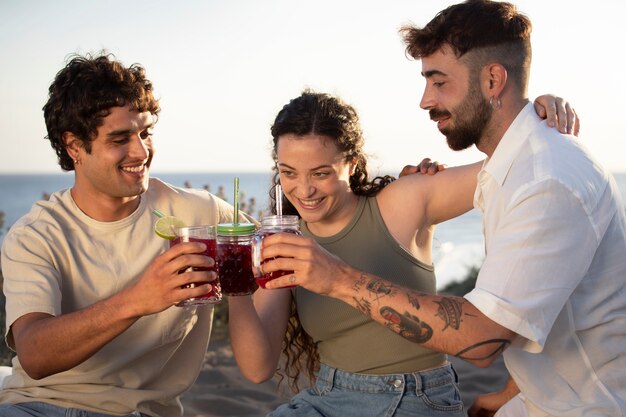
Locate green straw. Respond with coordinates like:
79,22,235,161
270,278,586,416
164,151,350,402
152,209,165,218
233,177,239,225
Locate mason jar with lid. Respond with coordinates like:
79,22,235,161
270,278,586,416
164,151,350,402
251,215,301,289
216,222,258,296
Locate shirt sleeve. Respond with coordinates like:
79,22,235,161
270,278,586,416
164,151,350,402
1,226,62,347
465,178,599,352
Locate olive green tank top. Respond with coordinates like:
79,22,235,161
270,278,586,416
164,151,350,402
297,196,446,374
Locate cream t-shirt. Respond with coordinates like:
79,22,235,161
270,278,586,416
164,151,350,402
0,178,238,417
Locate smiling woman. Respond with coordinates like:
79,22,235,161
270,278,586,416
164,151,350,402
227,90,483,417
275,133,359,236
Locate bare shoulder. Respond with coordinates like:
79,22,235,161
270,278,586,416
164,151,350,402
376,174,432,236
377,173,433,211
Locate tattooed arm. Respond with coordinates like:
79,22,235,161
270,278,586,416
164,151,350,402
261,232,516,368
344,273,514,367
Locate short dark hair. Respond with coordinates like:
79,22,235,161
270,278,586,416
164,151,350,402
43,52,161,171
400,0,532,91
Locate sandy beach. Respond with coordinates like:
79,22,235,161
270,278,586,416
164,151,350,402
181,331,510,417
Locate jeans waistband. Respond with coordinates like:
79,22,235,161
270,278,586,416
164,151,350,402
65,408,146,417
315,362,457,394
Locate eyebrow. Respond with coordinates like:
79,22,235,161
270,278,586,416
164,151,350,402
278,162,333,171
421,69,448,78
106,129,132,138
106,123,155,138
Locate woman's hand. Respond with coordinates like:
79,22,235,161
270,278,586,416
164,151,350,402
261,233,353,297
534,94,580,136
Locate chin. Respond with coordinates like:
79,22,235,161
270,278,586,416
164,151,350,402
126,182,149,197
298,211,325,225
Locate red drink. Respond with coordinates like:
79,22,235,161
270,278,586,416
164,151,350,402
217,243,257,295
251,215,301,289
216,222,258,296
170,226,221,306
254,231,299,289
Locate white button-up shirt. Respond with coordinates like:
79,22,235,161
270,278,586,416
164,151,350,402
465,103,626,417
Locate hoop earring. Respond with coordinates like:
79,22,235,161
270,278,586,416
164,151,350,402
489,96,502,110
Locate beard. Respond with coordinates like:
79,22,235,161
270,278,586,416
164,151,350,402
430,83,493,151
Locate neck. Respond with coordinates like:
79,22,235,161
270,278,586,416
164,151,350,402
71,187,142,222
477,97,530,157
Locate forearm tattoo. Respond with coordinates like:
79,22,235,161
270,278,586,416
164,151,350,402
353,296,372,317
454,339,510,361
351,274,509,358
353,273,367,292
365,279,393,301
435,298,464,330
408,293,421,310
380,306,433,343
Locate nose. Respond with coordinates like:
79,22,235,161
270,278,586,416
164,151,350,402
295,176,315,198
129,134,150,160
420,85,434,111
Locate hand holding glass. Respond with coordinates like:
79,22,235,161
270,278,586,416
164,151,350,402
251,215,301,289
170,225,222,306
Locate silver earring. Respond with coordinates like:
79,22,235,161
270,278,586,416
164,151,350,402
489,96,502,110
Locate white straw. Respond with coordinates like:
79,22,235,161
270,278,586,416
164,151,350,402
275,184,283,216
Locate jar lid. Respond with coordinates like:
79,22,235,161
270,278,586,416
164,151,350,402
260,215,300,227
217,222,256,235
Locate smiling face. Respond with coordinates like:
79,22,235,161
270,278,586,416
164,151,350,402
276,133,358,236
66,105,155,219
420,46,492,151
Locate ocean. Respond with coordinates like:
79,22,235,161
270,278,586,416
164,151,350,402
1,172,625,290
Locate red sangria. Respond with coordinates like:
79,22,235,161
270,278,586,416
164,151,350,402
251,215,301,289
216,222,258,296
170,225,221,306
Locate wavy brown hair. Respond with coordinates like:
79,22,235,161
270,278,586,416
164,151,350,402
269,90,395,391
43,52,161,171
400,0,532,93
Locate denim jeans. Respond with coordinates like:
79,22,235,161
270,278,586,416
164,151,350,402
0,402,147,417
268,362,466,417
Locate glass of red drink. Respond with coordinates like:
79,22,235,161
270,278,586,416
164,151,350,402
216,222,258,296
170,225,221,306
251,215,301,289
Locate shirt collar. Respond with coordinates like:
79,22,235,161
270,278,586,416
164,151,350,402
482,102,539,186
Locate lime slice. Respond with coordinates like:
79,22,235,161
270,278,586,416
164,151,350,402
154,216,186,240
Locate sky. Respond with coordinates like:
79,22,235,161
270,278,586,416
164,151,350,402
1,0,625,175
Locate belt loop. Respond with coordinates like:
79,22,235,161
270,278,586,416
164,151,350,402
412,371,423,395
450,362,459,383
318,364,336,394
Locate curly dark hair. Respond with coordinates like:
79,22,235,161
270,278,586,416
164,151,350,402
268,90,395,391
43,52,161,171
400,0,532,92
269,90,394,215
